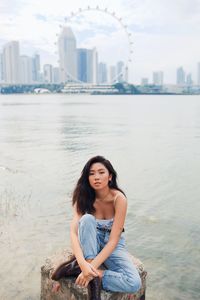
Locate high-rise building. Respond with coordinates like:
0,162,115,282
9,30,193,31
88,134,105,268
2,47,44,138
2,41,20,84
58,27,77,83
98,62,107,84
125,66,129,83
177,67,185,85
32,54,40,82
0,53,3,82
110,65,116,84
87,48,98,84
116,61,124,82
186,73,193,86
53,67,60,83
77,49,87,82
77,48,98,84
197,62,200,86
153,71,164,85
43,64,53,83
20,55,33,84
141,78,149,86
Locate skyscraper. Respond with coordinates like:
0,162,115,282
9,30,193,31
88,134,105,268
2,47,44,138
53,67,60,83
86,48,98,84
32,54,40,82
98,62,107,84
20,55,33,84
58,27,77,83
77,49,87,82
2,41,20,84
186,73,193,86
125,66,129,83
116,61,124,82
177,67,185,85
0,53,3,82
197,62,200,86
153,71,164,85
43,64,53,83
77,48,98,84
110,65,116,84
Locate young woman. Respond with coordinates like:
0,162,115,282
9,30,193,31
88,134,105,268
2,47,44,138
52,155,141,299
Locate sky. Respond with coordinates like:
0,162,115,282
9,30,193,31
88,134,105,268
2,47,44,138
0,0,200,84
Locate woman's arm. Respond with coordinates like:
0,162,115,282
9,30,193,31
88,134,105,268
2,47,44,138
91,194,127,269
70,207,98,279
70,209,85,266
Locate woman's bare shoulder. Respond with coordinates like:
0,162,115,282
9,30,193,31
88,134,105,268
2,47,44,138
112,190,126,203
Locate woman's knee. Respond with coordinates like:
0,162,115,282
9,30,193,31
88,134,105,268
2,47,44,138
125,275,142,293
79,213,96,227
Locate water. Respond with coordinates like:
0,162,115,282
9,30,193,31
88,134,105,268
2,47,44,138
0,94,200,300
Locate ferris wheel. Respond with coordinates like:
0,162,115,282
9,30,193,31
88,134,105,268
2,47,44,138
56,6,133,84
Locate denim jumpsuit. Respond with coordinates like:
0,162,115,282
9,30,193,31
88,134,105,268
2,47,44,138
78,213,142,293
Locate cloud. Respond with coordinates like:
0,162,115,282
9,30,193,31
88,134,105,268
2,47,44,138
0,0,25,16
79,31,130,65
123,0,200,35
130,31,200,83
0,0,200,83
34,14,48,22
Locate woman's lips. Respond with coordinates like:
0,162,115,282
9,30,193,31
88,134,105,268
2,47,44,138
94,182,101,185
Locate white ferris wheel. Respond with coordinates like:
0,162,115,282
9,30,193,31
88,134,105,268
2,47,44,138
56,6,133,84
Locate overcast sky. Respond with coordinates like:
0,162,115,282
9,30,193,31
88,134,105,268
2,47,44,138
0,0,200,84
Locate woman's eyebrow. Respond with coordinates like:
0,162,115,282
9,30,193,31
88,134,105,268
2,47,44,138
90,168,105,172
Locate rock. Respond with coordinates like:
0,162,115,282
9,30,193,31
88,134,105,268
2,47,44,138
41,248,147,300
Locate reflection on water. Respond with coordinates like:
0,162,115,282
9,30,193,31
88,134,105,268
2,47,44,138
0,94,200,299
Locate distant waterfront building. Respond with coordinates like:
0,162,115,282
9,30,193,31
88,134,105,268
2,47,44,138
197,62,200,86
186,73,193,86
110,65,116,84
53,67,60,83
43,64,53,83
125,66,129,83
141,78,149,86
32,54,40,82
77,48,98,84
0,53,3,82
58,27,77,83
87,48,98,84
38,72,44,83
116,61,124,82
153,71,163,85
77,49,87,82
2,41,20,84
98,62,108,84
177,67,185,85
20,55,33,84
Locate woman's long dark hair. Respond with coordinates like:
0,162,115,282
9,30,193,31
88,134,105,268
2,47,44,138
72,155,125,215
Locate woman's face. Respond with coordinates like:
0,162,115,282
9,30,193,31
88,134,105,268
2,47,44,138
88,162,112,190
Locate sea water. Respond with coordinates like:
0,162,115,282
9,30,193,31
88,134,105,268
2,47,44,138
0,94,200,300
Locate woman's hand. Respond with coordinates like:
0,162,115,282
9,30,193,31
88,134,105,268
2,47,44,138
75,262,98,287
75,272,91,287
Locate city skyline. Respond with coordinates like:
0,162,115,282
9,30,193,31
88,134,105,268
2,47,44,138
0,28,128,85
0,0,200,84
1,36,199,86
